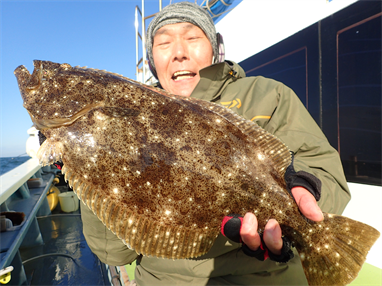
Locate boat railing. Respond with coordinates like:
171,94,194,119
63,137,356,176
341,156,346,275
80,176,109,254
0,161,130,285
0,159,56,285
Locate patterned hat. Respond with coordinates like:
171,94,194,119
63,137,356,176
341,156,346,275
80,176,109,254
146,2,224,79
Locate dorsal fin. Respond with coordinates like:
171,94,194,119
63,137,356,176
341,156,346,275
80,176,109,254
72,66,160,91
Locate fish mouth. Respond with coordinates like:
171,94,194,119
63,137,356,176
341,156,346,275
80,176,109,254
15,60,103,131
171,70,196,82
14,65,31,84
15,62,43,90
14,61,45,107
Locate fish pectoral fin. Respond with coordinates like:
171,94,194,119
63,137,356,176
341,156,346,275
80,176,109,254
98,107,140,118
37,139,63,166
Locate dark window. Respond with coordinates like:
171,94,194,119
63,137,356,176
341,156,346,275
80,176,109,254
337,14,381,185
244,48,308,107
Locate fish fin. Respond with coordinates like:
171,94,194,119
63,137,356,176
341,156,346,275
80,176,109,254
192,98,291,175
74,66,126,79
110,209,219,259
37,139,63,166
98,107,140,118
63,170,218,259
292,213,380,286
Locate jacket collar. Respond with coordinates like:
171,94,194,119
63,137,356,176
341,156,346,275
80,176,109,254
190,60,246,102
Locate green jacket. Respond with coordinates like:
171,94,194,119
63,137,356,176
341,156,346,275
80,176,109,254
81,61,350,285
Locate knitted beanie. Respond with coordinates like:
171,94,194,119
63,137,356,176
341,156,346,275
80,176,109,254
146,2,219,79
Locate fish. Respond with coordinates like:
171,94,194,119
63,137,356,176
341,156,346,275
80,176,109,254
15,60,379,286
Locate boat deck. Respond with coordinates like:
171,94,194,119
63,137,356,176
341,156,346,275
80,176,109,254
20,197,111,285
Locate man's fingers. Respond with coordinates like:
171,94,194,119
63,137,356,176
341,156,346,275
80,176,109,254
240,213,261,251
263,219,283,255
292,187,324,222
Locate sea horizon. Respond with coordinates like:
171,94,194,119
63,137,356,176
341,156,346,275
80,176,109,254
0,156,32,176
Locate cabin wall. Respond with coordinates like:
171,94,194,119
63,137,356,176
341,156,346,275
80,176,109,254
215,0,357,63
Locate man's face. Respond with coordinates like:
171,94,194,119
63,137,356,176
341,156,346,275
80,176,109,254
152,23,214,97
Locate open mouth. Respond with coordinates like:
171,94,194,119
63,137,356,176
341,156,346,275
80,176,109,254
172,71,196,82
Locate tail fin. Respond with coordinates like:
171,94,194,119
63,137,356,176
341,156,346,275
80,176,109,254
296,213,380,286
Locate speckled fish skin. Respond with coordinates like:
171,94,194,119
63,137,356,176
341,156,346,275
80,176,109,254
15,60,379,286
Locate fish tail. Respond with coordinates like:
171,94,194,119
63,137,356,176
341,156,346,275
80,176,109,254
294,213,380,286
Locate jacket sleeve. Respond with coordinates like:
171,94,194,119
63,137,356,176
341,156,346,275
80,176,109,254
263,82,351,215
80,201,139,266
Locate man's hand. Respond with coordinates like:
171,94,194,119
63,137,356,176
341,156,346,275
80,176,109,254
291,186,324,222
240,186,324,254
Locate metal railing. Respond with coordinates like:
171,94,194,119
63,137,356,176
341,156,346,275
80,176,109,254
135,0,163,84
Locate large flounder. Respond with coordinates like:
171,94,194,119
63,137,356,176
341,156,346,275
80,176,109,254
15,60,379,286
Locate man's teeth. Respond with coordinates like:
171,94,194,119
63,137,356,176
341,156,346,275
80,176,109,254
173,71,195,81
174,75,194,81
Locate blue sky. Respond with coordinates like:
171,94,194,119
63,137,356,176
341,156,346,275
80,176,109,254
0,0,239,157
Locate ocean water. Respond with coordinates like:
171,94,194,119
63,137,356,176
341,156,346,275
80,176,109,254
0,156,32,176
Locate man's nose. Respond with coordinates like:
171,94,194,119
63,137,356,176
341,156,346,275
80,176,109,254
172,40,189,62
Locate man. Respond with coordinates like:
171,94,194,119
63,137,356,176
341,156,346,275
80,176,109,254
81,2,350,285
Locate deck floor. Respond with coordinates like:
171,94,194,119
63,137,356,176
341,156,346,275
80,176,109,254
20,196,110,285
